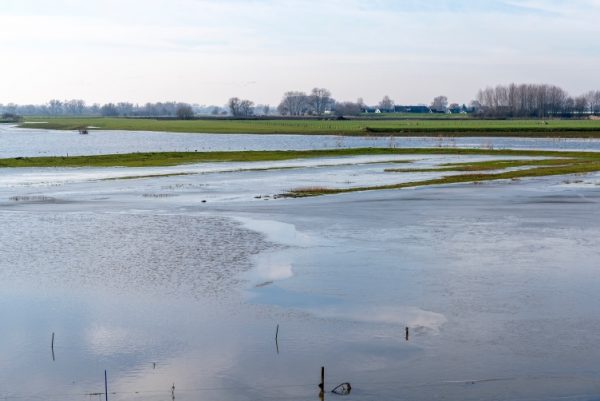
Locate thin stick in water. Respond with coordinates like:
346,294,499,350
275,324,280,354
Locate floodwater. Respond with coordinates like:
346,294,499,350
4,124,600,157
2,128,600,401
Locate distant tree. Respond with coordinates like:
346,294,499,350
116,102,134,116
64,99,86,115
176,103,194,120
228,97,241,116
263,104,270,115
309,88,333,115
228,97,254,117
585,90,600,115
334,101,362,116
48,99,63,115
89,103,101,115
356,97,366,112
430,96,448,113
448,103,461,113
100,103,119,117
239,99,254,117
564,97,575,115
475,83,571,117
1,112,22,122
573,96,588,116
211,107,220,115
378,95,394,112
277,91,309,116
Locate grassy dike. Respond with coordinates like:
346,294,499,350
18,116,600,137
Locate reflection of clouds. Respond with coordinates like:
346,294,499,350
86,325,137,356
255,260,293,282
246,251,294,287
235,217,312,247
312,305,447,333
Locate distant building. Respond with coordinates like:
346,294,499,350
394,105,431,113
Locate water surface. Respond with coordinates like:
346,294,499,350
3,124,600,157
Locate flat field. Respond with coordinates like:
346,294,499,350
19,116,600,136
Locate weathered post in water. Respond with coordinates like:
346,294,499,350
275,324,280,354
319,366,325,399
104,370,108,401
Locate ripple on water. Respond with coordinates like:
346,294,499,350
0,211,274,297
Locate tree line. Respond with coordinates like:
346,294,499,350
0,100,199,119
474,84,600,117
2,83,599,119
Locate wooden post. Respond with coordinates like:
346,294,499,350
51,332,55,349
275,324,280,354
319,366,325,399
104,370,108,401
405,326,409,341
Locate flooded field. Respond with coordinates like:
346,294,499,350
2,131,600,400
4,124,600,157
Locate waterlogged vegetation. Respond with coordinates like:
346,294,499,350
2,147,599,168
3,148,600,197
286,153,600,197
0,148,421,168
18,116,600,137
384,158,577,173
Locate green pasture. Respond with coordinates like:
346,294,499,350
18,117,600,137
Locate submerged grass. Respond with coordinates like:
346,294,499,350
4,148,600,168
3,148,600,168
285,161,600,197
18,116,600,137
4,147,600,197
384,158,578,173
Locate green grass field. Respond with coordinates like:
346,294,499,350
18,116,600,137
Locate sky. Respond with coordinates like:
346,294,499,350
1,0,600,106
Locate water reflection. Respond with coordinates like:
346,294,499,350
3,156,600,400
4,124,600,158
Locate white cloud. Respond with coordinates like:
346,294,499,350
0,0,599,105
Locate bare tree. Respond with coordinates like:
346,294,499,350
277,91,309,116
475,83,573,117
448,103,461,113
574,96,588,116
585,91,600,115
309,88,332,115
48,99,63,115
228,97,241,116
176,103,194,120
263,104,270,115
378,95,394,112
100,103,119,116
334,101,361,116
64,99,86,115
228,97,254,117
116,102,134,116
430,96,448,113
239,99,254,117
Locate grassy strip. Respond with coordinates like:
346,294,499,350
18,116,600,137
384,158,578,173
285,162,600,197
4,148,600,168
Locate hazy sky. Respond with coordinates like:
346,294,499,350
1,0,600,106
